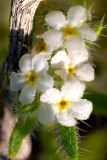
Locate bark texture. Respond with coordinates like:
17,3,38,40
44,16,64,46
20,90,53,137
0,0,42,159
3,0,42,104
4,0,42,72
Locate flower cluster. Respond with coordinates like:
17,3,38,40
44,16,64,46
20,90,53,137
10,5,99,127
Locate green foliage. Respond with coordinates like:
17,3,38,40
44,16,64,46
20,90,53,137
42,10,49,30
48,67,63,90
95,23,103,36
12,94,40,114
74,0,84,5
13,102,36,114
58,124,78,160
5,72,11,85
37,124,64,160
12,102,38,114
74,0,93,7
79,129,107,160
84,91,107,115
9,114,36,158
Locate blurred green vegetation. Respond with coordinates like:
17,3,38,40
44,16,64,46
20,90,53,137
0,0,107,160
79,129,107,160
0,0,10,70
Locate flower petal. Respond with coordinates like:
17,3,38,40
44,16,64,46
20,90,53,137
41,30,63,50
19,84,36,104
46,11,67,29
75,63,95,81
65,36,86,54
32,55,48,75
51,50,70,68
19,54,32,73
61,77,85,101
31,49,51,60
55,69,67,81
36,74,54,93
38,52,51,60
40,88,61,104
31,42,52,60
56,110,77,126
71,99,93,120
68,48,88,67
65,37,88,66
37,104,55,125
78,24,97,41
10,72,25,91
67,5,86,27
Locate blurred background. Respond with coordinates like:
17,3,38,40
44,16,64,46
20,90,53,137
0,0,107,160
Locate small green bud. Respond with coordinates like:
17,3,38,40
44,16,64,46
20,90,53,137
95,23,103,36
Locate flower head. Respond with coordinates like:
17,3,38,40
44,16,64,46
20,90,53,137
37,77,93,126
40,6,97,50
51,37,94,82
31,39,53,60
10,54,54,104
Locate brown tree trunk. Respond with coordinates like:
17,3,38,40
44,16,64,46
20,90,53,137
3,0,42,104
0,0,42,159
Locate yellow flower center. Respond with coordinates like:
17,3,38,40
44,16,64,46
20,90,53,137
35,40,47,53
26,72,38,84
57,98,70,111
67,66,74,75
62,26,77,38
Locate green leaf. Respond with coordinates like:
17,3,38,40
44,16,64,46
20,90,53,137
12,95,40,114
95,23,103,36
9,114,36,158
84,91,107,115
58,124,78,160
12,101,38,114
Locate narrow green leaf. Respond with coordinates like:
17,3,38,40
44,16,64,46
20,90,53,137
58,124,78,160
9,114,36,158
84,91,107,115
95,23,103,36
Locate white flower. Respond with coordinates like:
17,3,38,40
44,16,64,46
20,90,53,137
40,6,97,50
41,29,63,51
51,37,94,82
37,77,93,126
10,54,54,104
31,39,53,60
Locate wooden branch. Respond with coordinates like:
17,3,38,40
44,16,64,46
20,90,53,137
0,0,42,159
2,0,42,104
5,0,42,71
